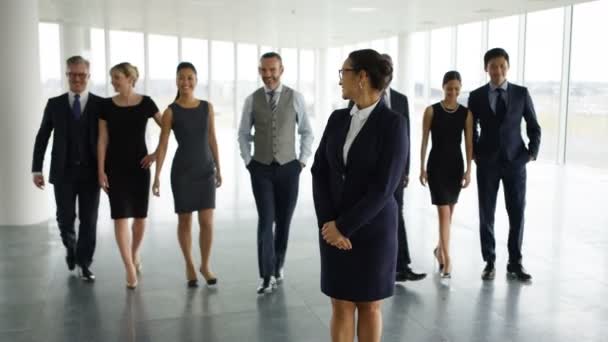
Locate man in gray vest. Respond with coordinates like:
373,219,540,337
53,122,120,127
238,52,314,294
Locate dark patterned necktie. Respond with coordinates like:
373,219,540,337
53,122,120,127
495,88,506,121
73,94,81,120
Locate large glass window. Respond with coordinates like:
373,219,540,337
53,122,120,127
430,28,453,103
210,40,235,128
525,8,564,162
299,49,315,116
280,47,298,87
39,23,61,100
109,30,145,93
181,38,209,99
148,34,178,111
236,43,259,116
328,47,345,110
488,15,520,83
456,22,483,98
567,0,608,168
411,32,427,115
89,28,106,96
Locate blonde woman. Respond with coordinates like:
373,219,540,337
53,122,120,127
97,62,161,289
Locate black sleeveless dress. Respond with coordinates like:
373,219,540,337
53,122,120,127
169,101,216,213
427,102,467,205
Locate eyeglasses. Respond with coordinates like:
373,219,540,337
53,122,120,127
338,68,356,80
66,72,89,79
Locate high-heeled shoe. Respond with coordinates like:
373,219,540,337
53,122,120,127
135,262,142,275
433,248,444,271
187,279,199,288
126,279,138,289
200,267,218,287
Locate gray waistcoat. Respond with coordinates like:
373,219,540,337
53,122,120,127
252,86,297,165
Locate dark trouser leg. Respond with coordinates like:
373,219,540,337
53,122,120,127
502,162,527,264
477,162,501,263
273,160,301,274
53,183,77,250
249,163,276,279
394,186,411,273
76,181,100,267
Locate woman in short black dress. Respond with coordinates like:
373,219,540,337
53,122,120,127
98,62,161,289
420,71,473,278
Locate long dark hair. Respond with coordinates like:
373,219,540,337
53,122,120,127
175,62,198,101
347,49,393,91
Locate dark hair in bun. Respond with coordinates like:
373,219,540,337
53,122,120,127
348,49,393,91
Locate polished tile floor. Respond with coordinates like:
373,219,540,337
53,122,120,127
2,130,607,341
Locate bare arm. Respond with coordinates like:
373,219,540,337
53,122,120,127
152,111,162,127
419,106,433,186
97,119,109,193
151,108,172,196
208,102,222,187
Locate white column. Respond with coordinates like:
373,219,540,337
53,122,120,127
60,23,91,88
397,32,415,97
315,48,330,124
0,0,49,225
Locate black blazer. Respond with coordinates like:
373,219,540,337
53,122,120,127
468,83,541,163
311,101,407,237
32,92,103,183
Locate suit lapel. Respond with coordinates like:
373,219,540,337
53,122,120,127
506,84,515,118
344,101,384,167
335,112,351,171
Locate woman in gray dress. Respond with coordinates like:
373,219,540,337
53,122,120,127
152,62,222,287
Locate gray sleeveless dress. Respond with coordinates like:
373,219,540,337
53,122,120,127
170,101,216,213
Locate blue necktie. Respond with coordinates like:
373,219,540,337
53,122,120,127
73,94,82,120
495,88,506,122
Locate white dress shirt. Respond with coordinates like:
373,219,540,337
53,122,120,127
343,98,381,164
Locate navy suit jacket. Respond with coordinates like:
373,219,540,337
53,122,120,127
468,83,541,163
388,89,411,177
311,101,407,238
32,93,103,183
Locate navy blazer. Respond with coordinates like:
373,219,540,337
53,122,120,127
468,83,541,163
32,93,103,183
388,89,411,177
311,101,407,238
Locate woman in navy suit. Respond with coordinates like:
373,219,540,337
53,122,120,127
311,49,407,342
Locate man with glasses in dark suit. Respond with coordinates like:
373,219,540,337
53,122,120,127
32,56,103,282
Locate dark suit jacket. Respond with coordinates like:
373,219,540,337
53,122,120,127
468,83,541,163
32,92,103,183
388,89,411,177
311,101,407,238
347,89,410,177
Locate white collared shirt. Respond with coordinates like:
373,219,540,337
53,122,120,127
343,98,381,164
68,90,89,111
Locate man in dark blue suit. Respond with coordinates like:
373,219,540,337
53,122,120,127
381,54,426,283
32,56,103,282
468,48,541,282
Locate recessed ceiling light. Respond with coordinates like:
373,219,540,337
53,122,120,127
349,7,377,13
474,8,498,14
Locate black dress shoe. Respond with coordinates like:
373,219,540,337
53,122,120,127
256,277,275,294
481,262,495,280
65,248,76,271
396,268,427,282
507,263,532,282
187,279,199,288
79,265,95,282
